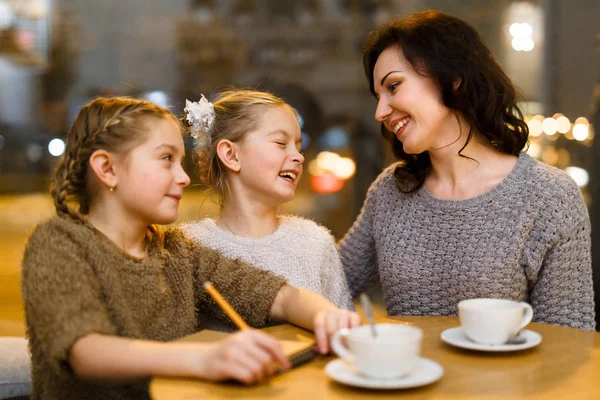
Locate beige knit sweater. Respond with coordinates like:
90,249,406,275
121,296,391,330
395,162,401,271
21,217,287,400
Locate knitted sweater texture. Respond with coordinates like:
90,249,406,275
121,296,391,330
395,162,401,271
21,217,286,400
339,153,595,330
181,216,354,311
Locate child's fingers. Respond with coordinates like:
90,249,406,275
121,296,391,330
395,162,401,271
349,311,362,328
327,310,356,335
313,311,329,354
250,331,291,370
226,363,259,385
241,339,279,378
326,312,342,338
232,350,268,383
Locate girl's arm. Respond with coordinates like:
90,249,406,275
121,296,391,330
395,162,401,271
268,285,361,354
70,330,290,384
191,234,361,354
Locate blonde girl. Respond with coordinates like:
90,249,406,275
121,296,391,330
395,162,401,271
181,89,353,312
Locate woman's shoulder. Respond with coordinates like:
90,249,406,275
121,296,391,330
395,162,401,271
525,156,582,199
522,155,587,222
360,162,406,206
371,162,400,188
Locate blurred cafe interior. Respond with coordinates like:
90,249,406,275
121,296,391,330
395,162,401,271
0,0,599,334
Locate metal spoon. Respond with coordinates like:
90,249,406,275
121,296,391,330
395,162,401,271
359,293,378,339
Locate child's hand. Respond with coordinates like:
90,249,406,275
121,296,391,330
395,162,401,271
313,309,361,354
199,330,291,384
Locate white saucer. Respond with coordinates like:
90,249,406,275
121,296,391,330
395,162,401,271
440,327,542,352
325,358,443,390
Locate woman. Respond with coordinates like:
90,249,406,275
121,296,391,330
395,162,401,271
339,10,595,330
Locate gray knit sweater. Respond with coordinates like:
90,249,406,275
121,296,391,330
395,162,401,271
182,216,354,311
339,153,595,330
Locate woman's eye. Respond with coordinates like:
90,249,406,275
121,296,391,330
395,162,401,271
276,142,286,146
163,155,172,161
388,82,400,93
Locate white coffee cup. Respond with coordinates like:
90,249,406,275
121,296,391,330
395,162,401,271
458,298,533,345
331,323,422,379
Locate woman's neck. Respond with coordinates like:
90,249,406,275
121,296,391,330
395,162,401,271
87,202,149,259
217,198,279,239
426,135,518,200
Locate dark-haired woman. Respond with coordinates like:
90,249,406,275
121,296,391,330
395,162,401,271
339,10,595,330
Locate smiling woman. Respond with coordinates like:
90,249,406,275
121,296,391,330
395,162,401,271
338,10,596,331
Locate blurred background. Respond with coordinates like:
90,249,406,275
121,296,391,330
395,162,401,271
0,0,599,333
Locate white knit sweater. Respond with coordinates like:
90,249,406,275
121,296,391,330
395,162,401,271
181,216,354,311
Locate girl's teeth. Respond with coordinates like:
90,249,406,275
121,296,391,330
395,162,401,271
280,172,296,181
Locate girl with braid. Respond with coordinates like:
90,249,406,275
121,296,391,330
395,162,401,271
20,97,360,400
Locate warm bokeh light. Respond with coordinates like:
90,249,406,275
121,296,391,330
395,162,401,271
555,115,571,134
509,22,533,37
556,148,571,168
511,37,534,51
573,123,589,141
527,118,542,137
542,117,557,135
311,151,356,180
509,22,534,52
310,174,344,194
526,141,541,158
334,157,356,180
541,147,558,165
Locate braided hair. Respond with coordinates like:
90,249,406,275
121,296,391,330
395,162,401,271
50,97,178,241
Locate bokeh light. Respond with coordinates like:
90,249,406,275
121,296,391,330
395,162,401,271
565,166,589,188
48,138,66,157
542,117,557,135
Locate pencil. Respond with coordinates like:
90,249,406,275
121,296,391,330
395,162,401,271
203,281,251,330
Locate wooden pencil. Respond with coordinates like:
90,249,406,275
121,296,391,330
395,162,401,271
203,281,251,330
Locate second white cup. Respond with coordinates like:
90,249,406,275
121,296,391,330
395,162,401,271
458,298,533,345
331,323,423,379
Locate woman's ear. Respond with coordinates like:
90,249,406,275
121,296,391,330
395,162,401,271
453,77,463,91
216,139,241,172
89,150,118,189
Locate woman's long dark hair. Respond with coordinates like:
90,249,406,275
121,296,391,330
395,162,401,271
363,10,529,192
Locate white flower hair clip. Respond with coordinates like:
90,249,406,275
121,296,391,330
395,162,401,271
184,95,215,149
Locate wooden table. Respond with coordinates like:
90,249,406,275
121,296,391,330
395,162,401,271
150,316,600,399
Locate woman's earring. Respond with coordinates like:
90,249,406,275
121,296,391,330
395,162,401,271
109,186,115,192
